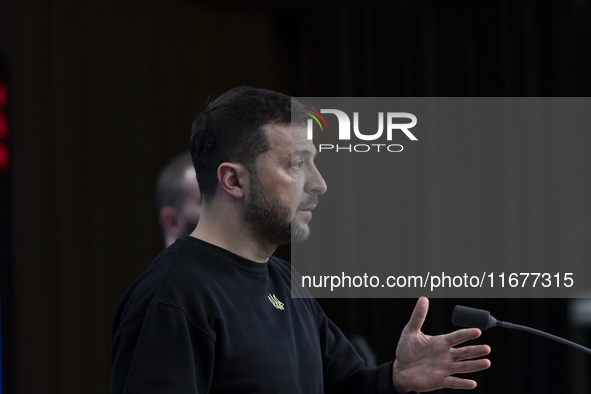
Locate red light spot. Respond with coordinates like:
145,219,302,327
0,82,7,107
0,144,8,172
0,114,7,139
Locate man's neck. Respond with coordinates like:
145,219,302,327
190,212,276,263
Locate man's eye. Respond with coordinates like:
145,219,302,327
293,160,303,169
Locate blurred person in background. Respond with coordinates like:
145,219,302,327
155,152,202,247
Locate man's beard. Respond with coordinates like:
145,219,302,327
243,174,314,246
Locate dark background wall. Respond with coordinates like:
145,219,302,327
0,0,590,393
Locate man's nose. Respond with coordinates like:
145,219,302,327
307,165,327,195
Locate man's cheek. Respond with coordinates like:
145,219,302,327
290,199,299,219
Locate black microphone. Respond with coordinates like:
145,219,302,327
452,305,591,355
452,305,498,331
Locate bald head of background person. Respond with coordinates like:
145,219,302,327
155,152,202,247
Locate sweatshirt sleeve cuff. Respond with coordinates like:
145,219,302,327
376,359,418,394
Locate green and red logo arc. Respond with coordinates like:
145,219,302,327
304,107,329,132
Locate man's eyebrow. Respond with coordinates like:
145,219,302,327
292,147,318,158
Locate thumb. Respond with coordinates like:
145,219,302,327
404,296,429,333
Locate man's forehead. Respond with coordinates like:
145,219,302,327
264,123,315,154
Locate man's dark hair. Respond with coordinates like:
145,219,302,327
155,152,194,212
190,86,305,203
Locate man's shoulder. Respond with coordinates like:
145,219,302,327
267,254,290,271
137,237,216,287
112,238,226,328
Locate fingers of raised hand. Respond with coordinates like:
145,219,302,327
444,328,482,346
441,376,478,390
451,344,491,362
450,357,492,375
441,357,491,390
449,343,491,378
404,297,429,333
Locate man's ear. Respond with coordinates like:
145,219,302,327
217,162,248,199
159,206,178,232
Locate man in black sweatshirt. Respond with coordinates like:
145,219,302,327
111,87,491,393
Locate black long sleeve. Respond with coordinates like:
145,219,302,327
111,237,400,393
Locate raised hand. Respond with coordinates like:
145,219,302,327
392,297,491,393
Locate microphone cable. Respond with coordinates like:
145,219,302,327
452,305,591,356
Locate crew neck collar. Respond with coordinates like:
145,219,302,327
183,236,270,273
